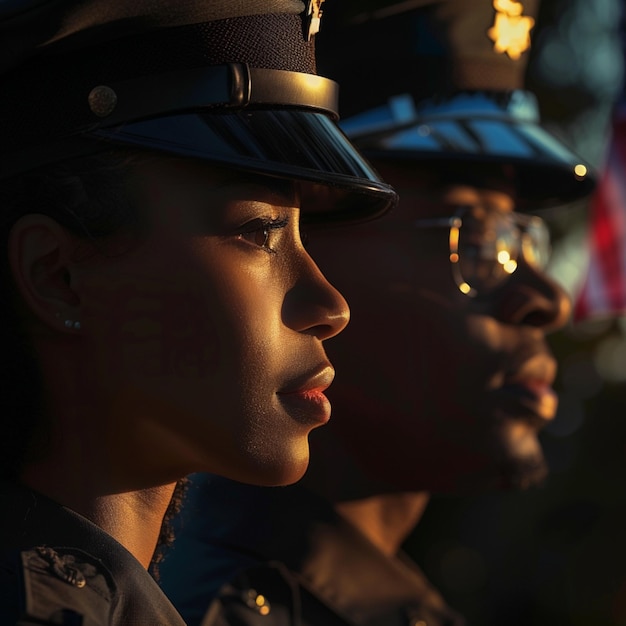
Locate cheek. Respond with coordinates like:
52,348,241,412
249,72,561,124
327,282,501,447
328,268,468,387
80,275,222,384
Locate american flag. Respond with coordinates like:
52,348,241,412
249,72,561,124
574,1,626,322
574,108,626,321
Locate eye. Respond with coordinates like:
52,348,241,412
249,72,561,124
237,216,289,253
238,224,271,249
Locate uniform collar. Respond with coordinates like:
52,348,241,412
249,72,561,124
0,480,187,625
181,476,464,626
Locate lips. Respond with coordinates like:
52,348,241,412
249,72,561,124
277,365,335,426
488,353,559,426
493,381,558,423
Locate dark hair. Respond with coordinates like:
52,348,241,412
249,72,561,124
0,149,143,479
150,476,190,581
1,150,213,561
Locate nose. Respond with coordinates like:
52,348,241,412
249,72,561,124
492,257,572,332
283,250,350,340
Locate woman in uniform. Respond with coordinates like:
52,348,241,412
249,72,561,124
0,0,396,624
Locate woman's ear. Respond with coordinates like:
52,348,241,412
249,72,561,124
8,214,81,332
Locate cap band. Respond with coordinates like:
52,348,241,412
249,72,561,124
1,12,323,149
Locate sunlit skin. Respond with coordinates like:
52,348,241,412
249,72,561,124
10,156,349,566
304,162,570,555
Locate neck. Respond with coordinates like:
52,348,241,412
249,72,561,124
22,466,176,569
20,336,185,568
336,492,430,557
79,485,177,568
19,400,178,569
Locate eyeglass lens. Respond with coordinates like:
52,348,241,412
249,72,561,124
455,206,550,294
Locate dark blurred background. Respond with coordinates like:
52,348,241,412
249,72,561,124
403,1,626,623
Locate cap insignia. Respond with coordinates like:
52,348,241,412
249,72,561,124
88,85,118,118
487,0,535,60
303,0,326,41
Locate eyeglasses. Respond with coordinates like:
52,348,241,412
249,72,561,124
414,205,551,297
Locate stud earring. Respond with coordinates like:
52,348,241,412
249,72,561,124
64,319,81,330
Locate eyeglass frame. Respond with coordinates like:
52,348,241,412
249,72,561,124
414,205,551,298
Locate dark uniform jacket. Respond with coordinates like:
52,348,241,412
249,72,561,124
0,481,186,625
159,475,465,626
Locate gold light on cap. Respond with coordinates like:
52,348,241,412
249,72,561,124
488,0,535,60
574,164,588,180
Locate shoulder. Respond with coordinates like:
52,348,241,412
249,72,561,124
0,545,116,626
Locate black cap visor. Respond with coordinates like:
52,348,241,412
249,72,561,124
91,109,396,224
342,92,595,209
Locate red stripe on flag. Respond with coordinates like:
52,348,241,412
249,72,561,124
574,115,626,320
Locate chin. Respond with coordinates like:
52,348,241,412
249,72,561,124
423,429,549,494
232,446,310,487
495,452,549,490
491,427,549,490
